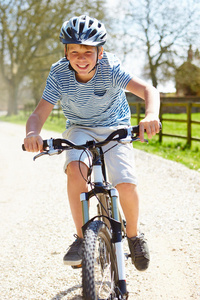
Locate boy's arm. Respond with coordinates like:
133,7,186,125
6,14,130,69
126,75,160,142
24,98,54,152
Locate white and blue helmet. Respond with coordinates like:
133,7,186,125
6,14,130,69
60,15,107,46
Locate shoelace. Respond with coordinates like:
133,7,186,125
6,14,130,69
131,236,146,257
67,234,83,253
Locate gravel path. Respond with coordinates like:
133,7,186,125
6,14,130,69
0,121,200,300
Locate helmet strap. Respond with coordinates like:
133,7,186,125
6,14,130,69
88,47,99,74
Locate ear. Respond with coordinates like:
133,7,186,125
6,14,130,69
98,47,104,60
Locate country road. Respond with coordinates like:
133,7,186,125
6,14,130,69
0,121,200,299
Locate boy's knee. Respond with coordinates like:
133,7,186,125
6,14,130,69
66,161,88,179
116,182,137,191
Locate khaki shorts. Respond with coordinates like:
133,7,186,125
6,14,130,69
62,125,137,186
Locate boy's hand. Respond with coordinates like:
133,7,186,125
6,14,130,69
139,115,160,142
24,133,43,152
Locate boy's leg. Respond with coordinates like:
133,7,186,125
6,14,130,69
116,182,150,271
66,161,88,238
62,126,95,266
116,182,139,238
63,161,88,265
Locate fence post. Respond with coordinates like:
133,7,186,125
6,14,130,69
187,102,192,147
136,103,141,124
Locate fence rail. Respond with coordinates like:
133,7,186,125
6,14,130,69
25,100,200,146
129,101,200,146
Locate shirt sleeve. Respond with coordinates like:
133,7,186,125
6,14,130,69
42,70,62,105
112,57,133,89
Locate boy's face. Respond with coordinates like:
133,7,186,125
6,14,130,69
65,44,103,82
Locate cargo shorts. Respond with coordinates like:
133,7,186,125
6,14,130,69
62,125,137,186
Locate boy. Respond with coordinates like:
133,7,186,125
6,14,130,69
24,15,160,271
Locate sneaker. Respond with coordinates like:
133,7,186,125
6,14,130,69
63,234,83,266
127,233,150,271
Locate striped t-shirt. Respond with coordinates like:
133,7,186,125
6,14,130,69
42,51,133,128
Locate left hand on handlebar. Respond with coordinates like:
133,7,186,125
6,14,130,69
139,116,160,143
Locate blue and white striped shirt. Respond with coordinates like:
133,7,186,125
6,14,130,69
42,51,133,128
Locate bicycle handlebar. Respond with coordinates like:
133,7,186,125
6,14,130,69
22,124,162,159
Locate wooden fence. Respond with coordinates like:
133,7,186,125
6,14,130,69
26,98,200,147
129,101,200,146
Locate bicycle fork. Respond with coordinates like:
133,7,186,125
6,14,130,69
80,180,128,298
109,189,128,298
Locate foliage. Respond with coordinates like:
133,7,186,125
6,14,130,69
175,61,200,96
0,0,111,115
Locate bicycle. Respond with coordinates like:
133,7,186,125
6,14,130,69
22,124,157,300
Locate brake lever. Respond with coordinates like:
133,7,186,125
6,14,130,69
131,136,148,143
33,149,63,161
33,151,49,161
33,138,63,161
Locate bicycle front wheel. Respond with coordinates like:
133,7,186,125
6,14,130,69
82,220,119,300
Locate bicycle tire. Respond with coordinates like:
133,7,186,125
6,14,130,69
82,220,119,300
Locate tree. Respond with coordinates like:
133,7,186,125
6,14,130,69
0,0,110,115
118,0,200,88
175,46,200,96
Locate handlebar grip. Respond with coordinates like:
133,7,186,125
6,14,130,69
132,122,162,134
22,140,49,151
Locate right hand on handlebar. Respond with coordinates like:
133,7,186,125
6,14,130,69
23,134,43,152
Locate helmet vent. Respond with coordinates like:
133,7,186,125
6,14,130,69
89,29,97,38
89,20,94,27
80,22,84,33
67,27,72,37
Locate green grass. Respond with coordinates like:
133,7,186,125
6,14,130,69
1,111,200,172
131,113,200,172
0,111,66,132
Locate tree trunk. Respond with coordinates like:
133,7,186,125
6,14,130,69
151,72,158,88
149,60,158,88
7,83,19,116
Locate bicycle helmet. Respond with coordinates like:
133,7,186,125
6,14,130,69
59,15,107,46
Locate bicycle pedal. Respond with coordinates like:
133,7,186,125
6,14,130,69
71,263,82,269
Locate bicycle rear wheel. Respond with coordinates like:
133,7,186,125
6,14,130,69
82,220,119,300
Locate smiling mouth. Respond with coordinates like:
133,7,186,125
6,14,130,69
76,64,89,70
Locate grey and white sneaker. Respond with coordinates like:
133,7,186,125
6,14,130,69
127,233,150,271
63,234,83,266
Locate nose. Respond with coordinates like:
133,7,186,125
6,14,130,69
77,53,86,60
